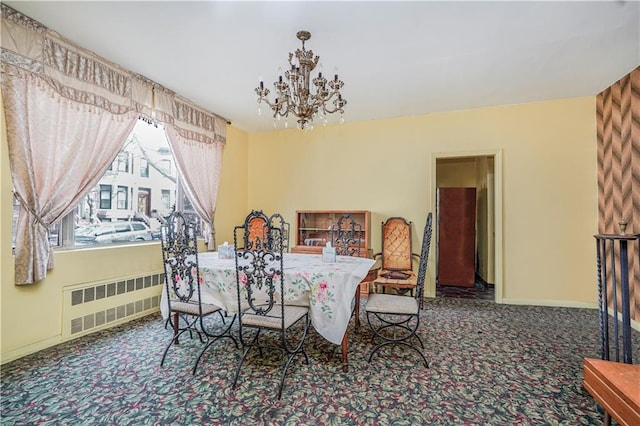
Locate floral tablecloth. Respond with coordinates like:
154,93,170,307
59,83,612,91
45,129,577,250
161,252,375,345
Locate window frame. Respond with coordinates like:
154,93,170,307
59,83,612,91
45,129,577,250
161,189,171,210
116,152,130,173
140,158,149,177
116,186,128,210
99,185,112,210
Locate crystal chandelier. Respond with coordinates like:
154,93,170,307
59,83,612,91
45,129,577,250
255,30,346,130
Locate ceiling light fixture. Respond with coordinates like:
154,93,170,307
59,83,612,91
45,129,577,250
255,30,346,130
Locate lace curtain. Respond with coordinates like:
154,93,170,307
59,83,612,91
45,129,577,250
166,120,225,251
3,68,137,284
1,5,226,284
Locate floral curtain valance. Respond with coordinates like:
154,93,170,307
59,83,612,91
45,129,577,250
0,4,227,142
1,4,227,285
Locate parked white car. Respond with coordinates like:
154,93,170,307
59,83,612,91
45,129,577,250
75,221,153,245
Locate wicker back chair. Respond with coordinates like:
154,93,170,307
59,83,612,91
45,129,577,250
373,217,419,295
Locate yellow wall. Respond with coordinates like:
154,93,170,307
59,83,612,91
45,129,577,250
1,96,598,363
0,114,250,363
436,157,478,187
215,125,249,246
247,97,598,307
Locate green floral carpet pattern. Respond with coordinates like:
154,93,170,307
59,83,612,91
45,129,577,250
2,298,639,425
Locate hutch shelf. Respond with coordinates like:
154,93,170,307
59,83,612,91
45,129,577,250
291,210,371,258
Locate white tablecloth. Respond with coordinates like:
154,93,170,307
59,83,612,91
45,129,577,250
161,252,375,345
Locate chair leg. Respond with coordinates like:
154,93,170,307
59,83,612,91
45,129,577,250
232,346,252,388
172,312,180,345
366,312,428,367
161,328,189,367
278,353,297,400
232,329,260,388
368,340,429,368
277,317,311,399
192,334,239,375
192,315,239,375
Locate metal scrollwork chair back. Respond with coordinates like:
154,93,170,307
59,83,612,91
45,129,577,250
268,212,291,253
365,212,433,367
330,214,362,257
243,210,270,250
232,221,310,399
160,211,237,374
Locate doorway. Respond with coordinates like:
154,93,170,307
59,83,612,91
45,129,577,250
137,188,151,217
428,150,503,303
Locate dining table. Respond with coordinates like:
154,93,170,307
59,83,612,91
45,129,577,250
161,251,377,372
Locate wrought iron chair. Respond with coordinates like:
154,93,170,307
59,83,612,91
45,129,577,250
330,214,362,256
242,209,270,250
160,211,238,374
232,223,310,399
373,217,419,296
330,214,365,326
268,212,291,253
365,212,433,367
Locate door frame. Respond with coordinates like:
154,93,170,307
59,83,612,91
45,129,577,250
429,149,504,303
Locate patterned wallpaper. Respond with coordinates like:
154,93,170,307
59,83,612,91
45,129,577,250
596,66,640,324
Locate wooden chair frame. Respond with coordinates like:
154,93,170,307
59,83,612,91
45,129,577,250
373,217,419,295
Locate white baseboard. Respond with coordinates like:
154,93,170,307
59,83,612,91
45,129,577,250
501,298,598,309
1,335,62,365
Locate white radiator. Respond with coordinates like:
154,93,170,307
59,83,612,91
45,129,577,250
62,273,164,340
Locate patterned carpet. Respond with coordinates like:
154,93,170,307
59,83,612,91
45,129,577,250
2,298,639,425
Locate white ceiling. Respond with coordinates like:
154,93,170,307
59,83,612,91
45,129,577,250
4,1,640,133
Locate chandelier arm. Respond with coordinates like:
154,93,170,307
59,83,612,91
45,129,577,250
314,89,340,103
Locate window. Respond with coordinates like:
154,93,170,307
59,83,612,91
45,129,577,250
12,119,204,249
159,159,171,175
99,185,112,209
114,222,131,233
161,190,171,210
131,222,147,231
116,186,128,209
140,158,149,177
116,152,130,173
